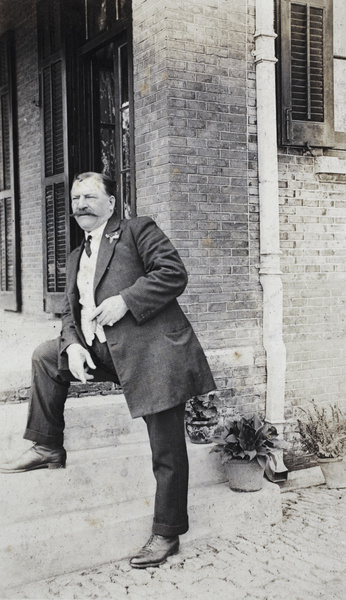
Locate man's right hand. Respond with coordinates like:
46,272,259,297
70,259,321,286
66,343,96,383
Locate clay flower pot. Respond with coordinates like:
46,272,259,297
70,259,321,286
224,459,265,492
318,457,346,489
210,413,285,484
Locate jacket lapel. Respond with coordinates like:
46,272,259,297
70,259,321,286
67,242,84,295
93,213,122,293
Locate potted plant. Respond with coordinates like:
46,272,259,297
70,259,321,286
210,413,285,492
297,400,346,488
185,393,219,444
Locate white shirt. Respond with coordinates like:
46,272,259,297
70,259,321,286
77,222,107,346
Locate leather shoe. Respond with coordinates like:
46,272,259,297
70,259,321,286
130,534,179,569
0,444,66,473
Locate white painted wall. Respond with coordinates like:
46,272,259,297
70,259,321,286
333,0,346,132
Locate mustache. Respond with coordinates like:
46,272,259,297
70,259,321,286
70,210,97,218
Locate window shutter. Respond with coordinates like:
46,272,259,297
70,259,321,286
0,31,20,311
46,183,66,293
278,0,334,147
37,0,71,313
0,197,13,292
1,93,11,189
42,61,64,176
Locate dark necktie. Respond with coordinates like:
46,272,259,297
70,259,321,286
85,235,92,257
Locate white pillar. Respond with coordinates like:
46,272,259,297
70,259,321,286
255,0,286,427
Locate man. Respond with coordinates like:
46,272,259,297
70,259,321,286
0,172,216,569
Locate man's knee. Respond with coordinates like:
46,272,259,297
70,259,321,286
32,338,59,366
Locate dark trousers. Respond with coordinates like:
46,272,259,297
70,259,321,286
24,338,189,537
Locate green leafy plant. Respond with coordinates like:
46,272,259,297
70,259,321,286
297,400,346,459
210,413,285,480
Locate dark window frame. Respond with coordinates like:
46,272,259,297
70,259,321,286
76,22,135,220
0,30,20,312
37,0,134,314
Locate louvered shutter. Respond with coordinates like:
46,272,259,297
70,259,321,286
0,31,20,311
278,0,334,147
37,0,72,313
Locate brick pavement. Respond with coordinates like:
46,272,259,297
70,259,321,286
3,485,345,600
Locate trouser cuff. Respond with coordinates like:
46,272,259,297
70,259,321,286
24,428,64,448
152,518,189,537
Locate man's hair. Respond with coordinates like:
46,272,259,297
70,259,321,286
72,172,117,199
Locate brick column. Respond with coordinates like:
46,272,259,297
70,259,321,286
132,0,267,412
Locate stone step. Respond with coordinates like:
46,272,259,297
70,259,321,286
0,394,147,458
0,394,283,594
0,441,226,525
0,479,282,592
0,314,60,393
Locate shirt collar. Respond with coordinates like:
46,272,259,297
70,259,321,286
84,221,107,244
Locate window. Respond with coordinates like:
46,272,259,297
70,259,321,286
37,0,134,313
79,35,134,219
277,0,346,148
77,0,134,220
0,31,20,311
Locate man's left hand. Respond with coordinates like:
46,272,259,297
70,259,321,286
91,295,128,327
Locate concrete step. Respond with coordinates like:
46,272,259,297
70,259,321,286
0,394,147,458
0,394,283,593
0,441,227,525
0,313,60,393
0,479,282,592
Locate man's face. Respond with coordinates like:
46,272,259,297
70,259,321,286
71,174,115,232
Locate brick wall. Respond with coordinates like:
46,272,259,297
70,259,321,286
1,0,268,421
278,147,346,465
16,4,43,314
1,0,43,315
133,0,266,416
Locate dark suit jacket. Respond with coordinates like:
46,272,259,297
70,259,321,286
59,213,216,418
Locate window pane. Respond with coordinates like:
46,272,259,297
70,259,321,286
120,43,128,105
87,0,117,38
119,42,131,216
121,105,130,170
118,0,131,19
97,45,117,178
122,171,131,218
86,0,131,38
100,127,117,178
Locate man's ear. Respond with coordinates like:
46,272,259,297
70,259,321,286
109,195,116,212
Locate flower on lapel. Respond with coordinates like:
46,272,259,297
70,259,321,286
105,232,121,244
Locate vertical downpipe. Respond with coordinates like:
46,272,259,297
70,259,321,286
255,0,286,429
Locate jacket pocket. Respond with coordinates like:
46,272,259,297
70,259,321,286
164,326,192,344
